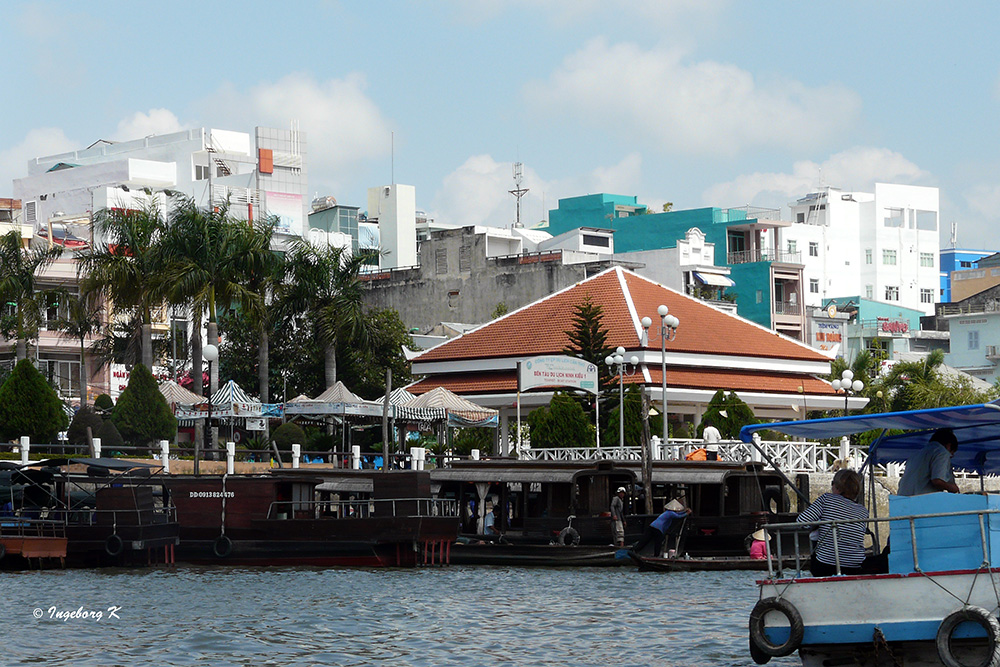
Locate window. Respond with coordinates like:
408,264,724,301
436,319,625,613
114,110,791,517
755,290,763,304
865,284,874,299
920,252,934,268
809,242,819,257
884,208,904,228
921,288,934,304
885,285,899,301
809,279,819,293
435,248,448,274
883,249,897,265
787,240,797,253
582,234,610,248
796,212,805,223
916,210,937,231
970,330,980,351
865,249,872,265
459,245,471,272
961,261,973,268
195,165,210,180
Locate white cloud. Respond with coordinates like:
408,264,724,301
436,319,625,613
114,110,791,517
965,183,1000,220
113,109,186,141
1,127,78,191
525,38,861,155
199,73,392,192
430,153,643,228
702,147,929,207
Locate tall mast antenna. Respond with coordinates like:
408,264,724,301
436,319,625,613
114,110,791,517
509,162,528,228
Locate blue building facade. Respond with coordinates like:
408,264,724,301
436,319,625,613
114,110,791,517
940,248,997,302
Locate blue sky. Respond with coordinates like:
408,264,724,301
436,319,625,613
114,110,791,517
3,1,999,246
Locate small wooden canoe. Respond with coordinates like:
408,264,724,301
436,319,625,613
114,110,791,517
628,551,802,572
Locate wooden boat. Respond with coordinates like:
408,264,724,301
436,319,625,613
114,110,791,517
5,458,179,567
429,459,805,565
628,551,799,572
0,518,68,568
165,469,460,567
448,539,632,567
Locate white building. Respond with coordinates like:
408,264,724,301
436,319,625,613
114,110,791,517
13,127,309,247
781,184,940,315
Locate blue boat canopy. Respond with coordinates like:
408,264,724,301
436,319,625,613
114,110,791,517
739,401,1000,474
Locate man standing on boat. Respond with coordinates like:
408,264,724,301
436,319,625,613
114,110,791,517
897,428,960,496
702,422,722,461
630,499,691,558
611,487,627,547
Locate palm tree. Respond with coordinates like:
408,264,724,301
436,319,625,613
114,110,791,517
279,239,377,390
0,230,63,360
241,229,282,403
159,196,274,395
54,291,104,405
77,201,167,369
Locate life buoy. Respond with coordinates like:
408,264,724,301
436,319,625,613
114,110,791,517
213,535,233,558
763,487,784,514
749,597,804,657
557,526,581,546
936,605,1000,667
104,534,123,557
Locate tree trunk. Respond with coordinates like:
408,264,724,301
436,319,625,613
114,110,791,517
191,310,203,396
324,343,337,390
15,338,26,361
207,319,219,394
79,336,88,405
141,323,153,369
382,368,391,472
258,329,269,404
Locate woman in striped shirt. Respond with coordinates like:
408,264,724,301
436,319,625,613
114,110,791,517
797,469,868,576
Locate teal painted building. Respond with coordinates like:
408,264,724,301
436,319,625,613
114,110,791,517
547,195,806,339
822,296,930,363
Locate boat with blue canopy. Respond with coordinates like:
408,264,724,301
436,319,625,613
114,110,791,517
740,400,1000,667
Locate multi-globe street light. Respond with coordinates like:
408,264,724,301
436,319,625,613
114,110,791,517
641,305,680,443
604,346,639,449
831,369,864,417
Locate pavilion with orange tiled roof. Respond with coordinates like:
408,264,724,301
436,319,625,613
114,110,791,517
408,267,854,454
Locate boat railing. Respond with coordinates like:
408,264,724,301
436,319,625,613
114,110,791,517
0,517,66,539
20,505,179,528
759,507,1000,580
264,497,460,520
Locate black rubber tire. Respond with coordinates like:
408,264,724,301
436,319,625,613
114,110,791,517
557,526,580,546
749,634,772,665
749,597,804,657
0,542,6,560
763,486,784,514
213,535,233,558
104,534,123,557
936,605,1000,667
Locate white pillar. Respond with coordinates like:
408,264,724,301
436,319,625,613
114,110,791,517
471,449,480,460
19,436,29,466
409,447,419,470
351,445,361,470
499,411,509,457
418,447,426,471
840,436,850,463
226,441,236,475
93,437,102,460
292,443,301,469
159,440,170,474
651,435,662,461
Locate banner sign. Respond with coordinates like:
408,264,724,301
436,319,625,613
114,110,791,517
519,356,599,395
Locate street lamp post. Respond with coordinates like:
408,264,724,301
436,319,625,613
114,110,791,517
200,343,219,476
604,346,639,450
831,369,864,417
641,305,680,443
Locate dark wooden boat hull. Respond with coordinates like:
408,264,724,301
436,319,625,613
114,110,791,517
448,543,633,567
628,551,799,572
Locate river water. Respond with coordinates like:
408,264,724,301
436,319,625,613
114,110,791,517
4,565,800,666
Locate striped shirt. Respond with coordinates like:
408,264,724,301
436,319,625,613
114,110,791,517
797,492,868,568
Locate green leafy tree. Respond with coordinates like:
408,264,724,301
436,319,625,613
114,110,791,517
95,418,125,452
491,302,509,319
0,230,63,360
94,393,115,414
54,292,104,405
562,295,614,393
602,384,646,447
700,390,756,439
279,239,379,390
67,405,103,446
271,421,307,451
78,200,167,369
528,392,596,448
338,309,414,398
452,427,495,456
110,363,176,447
0,359,68,443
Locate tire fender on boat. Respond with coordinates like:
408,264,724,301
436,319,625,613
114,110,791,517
749,597,804,658
104,534,124,557
762,486,784,514
557,526,580,546
936,605,1000,667
213,535,233,558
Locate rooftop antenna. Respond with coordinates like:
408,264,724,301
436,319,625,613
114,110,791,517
391,131,394,186
509,162,528,228
950,221,958,248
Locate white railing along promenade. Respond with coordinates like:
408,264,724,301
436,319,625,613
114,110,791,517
521,438,872,474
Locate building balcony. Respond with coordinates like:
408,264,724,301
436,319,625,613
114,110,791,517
727,249,802,265
773,300,801,316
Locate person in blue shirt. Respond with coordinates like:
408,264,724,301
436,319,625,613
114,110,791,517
630,499,691,557
897,428,960,496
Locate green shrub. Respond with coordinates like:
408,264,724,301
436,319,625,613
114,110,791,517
0,359,68,443
111,364,176,447
67,405,103,446
271,421,307,450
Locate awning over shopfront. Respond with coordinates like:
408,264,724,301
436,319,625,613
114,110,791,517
693,271,734,287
